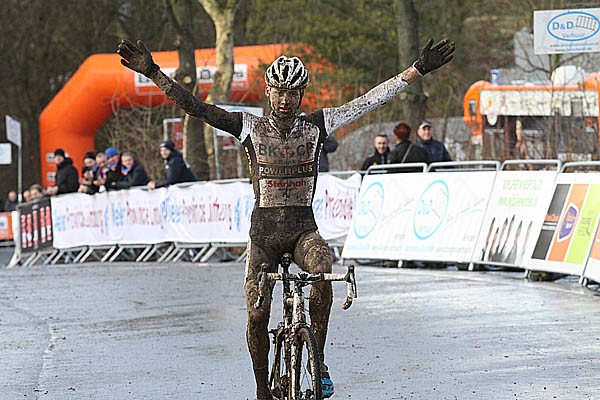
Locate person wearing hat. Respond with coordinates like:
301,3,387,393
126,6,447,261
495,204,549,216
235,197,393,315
147,140,197,189
415,120,451,163
46,148,79,195
103,147,123,191
78,151,100,194
118,36,455,399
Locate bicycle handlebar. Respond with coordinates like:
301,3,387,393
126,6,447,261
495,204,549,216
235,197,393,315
254,264,357,310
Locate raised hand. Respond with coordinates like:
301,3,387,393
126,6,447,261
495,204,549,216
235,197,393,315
413,38,455,75
117,39,160,77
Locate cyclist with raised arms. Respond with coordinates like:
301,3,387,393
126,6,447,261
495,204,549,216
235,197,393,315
117,37,454,400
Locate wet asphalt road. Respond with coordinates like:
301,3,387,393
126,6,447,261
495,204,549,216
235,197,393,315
1,261,599,400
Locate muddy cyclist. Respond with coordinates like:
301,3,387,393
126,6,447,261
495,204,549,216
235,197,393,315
117,37,455,400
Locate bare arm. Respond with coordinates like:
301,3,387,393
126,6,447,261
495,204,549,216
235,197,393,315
323,38,454,133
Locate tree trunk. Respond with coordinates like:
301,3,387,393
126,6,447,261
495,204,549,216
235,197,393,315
198,0,238,180
166,0,209,180
395,0,427,133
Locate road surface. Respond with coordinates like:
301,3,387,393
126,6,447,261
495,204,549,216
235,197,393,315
1,262,599,399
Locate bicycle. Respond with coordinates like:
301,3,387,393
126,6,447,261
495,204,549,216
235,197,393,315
254,253,357,400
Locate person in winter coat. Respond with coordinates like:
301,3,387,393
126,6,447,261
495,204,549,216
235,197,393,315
388,122,430,169
111,151,150,189
46,148,79,195
361,134,390,170
415,120,451,163
147,140,197,189
103,147,123,191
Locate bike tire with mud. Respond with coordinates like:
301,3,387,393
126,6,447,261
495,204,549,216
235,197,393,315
292,326,322,400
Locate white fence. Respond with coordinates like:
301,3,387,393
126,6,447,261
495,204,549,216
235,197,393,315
9,162,600,288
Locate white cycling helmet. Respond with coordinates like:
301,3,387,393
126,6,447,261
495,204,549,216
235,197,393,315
265,55,309,90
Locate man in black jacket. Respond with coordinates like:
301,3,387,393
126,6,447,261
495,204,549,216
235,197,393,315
111,151,150,189
46,148,79,195
361,134,390,170
415,120,451,162
147,140,197,189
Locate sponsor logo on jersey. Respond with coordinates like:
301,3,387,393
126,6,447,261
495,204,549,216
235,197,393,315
258,163,313,177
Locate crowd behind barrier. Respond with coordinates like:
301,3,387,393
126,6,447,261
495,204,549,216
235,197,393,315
9,173,361,267
7,161,600,289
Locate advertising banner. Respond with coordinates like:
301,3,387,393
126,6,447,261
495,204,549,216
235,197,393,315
51,175,361,249
342,171,496,262
525,173,600,275
582,219,600,283
17,198,53,253
472,170,558,268
534,8,600,54
0,212,13,241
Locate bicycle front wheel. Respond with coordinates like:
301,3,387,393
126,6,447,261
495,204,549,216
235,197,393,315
292,326,322,400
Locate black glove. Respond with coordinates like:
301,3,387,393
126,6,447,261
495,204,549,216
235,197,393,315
117,39,160,77
413,38,455,75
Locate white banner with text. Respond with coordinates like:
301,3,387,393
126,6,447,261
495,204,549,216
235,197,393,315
51,174,361,249
472,170,558,268
342,171,496,262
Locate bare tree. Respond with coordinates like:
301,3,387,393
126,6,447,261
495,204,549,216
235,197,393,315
394,0,427,131
198,0,240,179
166,0,209,180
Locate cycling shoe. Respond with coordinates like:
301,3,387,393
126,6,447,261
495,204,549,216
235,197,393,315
321,364,334,398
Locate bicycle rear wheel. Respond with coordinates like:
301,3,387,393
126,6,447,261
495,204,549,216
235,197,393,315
292,326,322,400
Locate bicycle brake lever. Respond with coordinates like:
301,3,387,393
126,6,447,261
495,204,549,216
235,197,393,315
342,265,356,310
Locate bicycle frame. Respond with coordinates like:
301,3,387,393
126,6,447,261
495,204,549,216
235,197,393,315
255,253,356,399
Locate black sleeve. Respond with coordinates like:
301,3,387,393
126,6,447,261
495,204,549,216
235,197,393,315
128,165,150,187
388,148,401,164
156,157,184,188
151,70,244,138
58,167,80,194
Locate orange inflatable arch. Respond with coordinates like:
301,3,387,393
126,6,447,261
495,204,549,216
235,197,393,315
39,43,332,186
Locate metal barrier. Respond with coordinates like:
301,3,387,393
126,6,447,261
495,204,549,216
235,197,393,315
560,161,600,173
428,160,501,172
501,159,562,171
366,162,427,175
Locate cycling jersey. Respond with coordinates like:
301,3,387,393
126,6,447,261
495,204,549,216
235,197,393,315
150,67,420,230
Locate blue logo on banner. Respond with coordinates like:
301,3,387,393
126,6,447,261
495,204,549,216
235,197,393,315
558,204,578,241
413,180,449,240
547,11,600,42
353,181,384,239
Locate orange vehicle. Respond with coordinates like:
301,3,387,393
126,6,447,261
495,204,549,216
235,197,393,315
39,44,334,186
463,70,600,161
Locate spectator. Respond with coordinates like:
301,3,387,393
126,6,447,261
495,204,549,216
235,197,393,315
78,151,100,194
92,152,108,191
361,134,390,170
148,140,197,189
29,184,45,201
111,151,150,190
46,148,79,195
415,120,451,163
103,147,122,191
4,191,18,211
388,122,430,171
22,190,31,202
318,135,338,172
